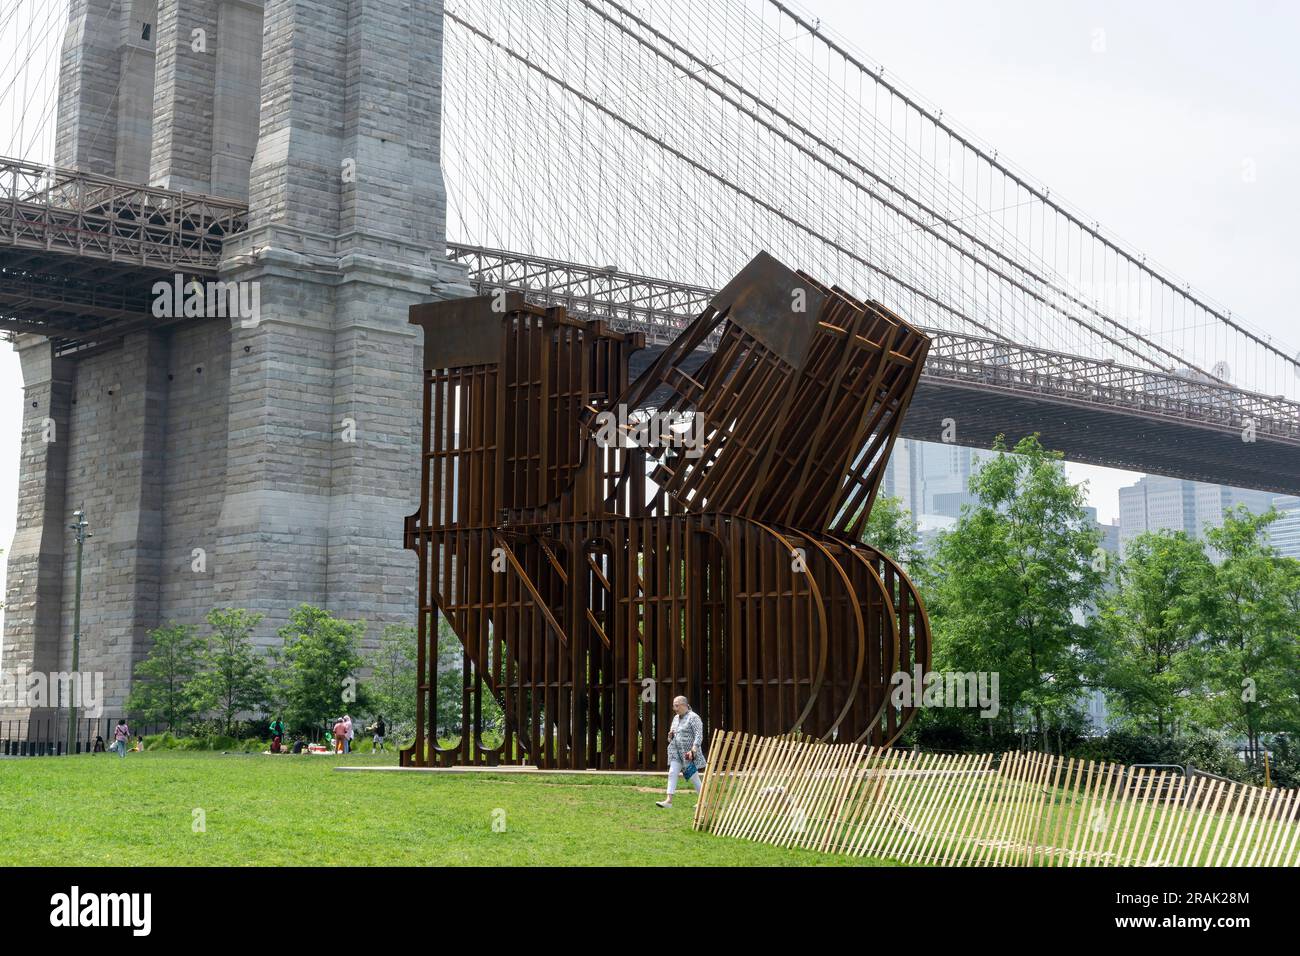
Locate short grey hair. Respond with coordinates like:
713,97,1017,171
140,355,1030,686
673,695,689,707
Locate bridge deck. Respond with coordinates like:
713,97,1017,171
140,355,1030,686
0,159,1295,493
0,157,248,354
451,244,1300,496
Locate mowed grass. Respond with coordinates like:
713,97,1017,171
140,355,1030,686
0,751,895,866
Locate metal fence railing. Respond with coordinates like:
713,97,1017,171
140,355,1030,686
0,718,168,756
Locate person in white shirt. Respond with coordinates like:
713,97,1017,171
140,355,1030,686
656,696,706,808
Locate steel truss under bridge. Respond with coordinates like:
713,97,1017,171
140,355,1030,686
449,242,1300,495
0,156,248,355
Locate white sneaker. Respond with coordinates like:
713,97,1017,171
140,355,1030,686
655,800,672,808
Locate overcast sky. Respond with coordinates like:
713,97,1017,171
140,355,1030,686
2,0,1297,624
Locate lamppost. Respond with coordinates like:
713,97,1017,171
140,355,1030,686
66,508,91,754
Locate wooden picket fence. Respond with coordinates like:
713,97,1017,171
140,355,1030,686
692,731,1300,866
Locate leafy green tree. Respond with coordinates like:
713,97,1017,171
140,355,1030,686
436,622,464,738
367,623,418,735
862,494,924,572
272,604,366,731
435,616,504,740
189,608,270,735
1190,508,1300,767
1095,531,1215,735
926,434,1104,750
125,622,205,730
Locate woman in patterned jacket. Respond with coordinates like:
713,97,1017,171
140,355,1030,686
656,696,706,808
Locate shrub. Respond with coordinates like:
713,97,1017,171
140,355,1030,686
1072,728,1242,778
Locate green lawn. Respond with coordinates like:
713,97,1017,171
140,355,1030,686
0,751,893,866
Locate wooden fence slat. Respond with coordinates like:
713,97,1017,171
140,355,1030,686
1144,773,1185,867
1230,785,1269,868
853,749,911,860
1103,766,1140,866
706,730,748,832
917,752,972,865
739,734,792,842
1186,778,1227,866
778,739,835,849
813,742,865,854
850,749,902,860
708,729,745,829
1049,757,1081,867
1020,751,1057,866
1170,775,1212,866
1251,787,1286,867
693,729,729,830
1065,760,1098,867
807,739,857,850
715,732,763,839
955,752,1004,867
1263,788,1298,867
1209,781,1249,867
815,744,861,854
944,754,993,866
731,733,783,840
690,738,1298,867
984,751,1022,867
1004,750,1041,865
1116,768,1153,866
1275,791,1300,867
839,746,883,858
902,751,954,862
883,750,936,863
833,746,881,856
1086,761,1120,867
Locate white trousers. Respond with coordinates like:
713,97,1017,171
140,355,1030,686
667,759,703,795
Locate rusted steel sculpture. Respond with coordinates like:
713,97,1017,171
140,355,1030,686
401,252,931,769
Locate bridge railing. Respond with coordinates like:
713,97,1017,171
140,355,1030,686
925,331,1300,442
448,242,717,347
0,155,248,273
447,243,1300,443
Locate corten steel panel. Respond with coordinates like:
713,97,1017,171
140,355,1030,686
401,252,932,770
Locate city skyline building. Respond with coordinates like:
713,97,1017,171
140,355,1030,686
1117,474,1275,555
1267,495,1300,559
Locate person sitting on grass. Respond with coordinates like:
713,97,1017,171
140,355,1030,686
656,696,705,808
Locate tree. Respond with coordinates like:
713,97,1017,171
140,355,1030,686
272,604,366,731
1095,531,1215,735
436,622,463,738
1190,508,1300,767
367,623,418,736
434,616,504,740
189,608,270,736
861,494,924,572
125,622,205,730
926,434,1104,750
